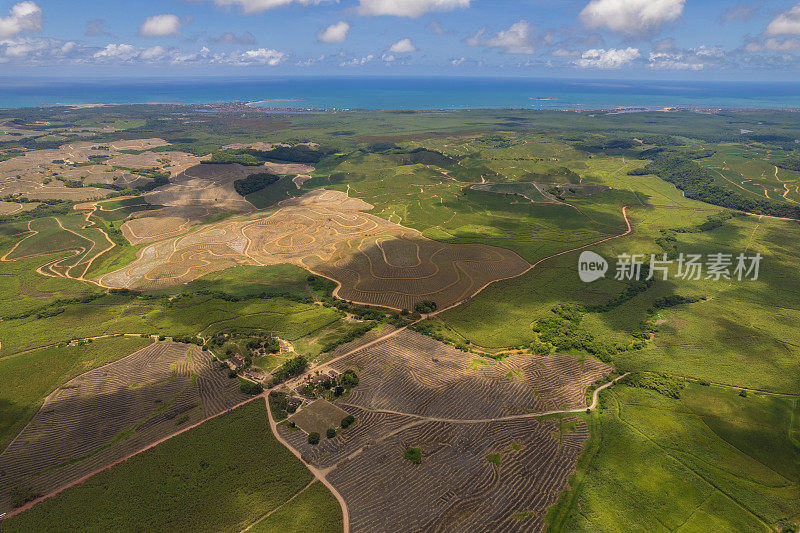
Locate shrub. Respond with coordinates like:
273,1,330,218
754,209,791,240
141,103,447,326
239,380,263,395
270,355,308,385
414,300,438,314
623,372,685,399
404,447,422,464
340,369,359,389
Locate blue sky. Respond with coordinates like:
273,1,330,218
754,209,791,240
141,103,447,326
1,0,800,79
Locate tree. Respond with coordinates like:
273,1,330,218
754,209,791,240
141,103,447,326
414,300,438,314
404,447,422,464
308,432,320,445
340,369,359,389
239,380,263,395
326,428,336,439
341,415,355,428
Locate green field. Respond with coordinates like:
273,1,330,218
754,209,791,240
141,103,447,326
248,482,343,533
0,335,153,450
2,400,341,532
547,383,800,532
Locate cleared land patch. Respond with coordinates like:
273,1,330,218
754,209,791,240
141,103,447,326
0,139,199,202
277,329,610,531
0,340,248,514
333,329,610,420
289,399,350,436
101,189,530,310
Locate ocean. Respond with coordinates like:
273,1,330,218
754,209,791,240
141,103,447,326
0,76,799,111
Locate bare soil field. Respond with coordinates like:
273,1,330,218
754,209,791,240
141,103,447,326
0,340,247,514
276,328,609,532
332,329,611,420
0,139,201,201
288,399,350,435
101,189,530,309
328,416,588,532
121,210,208,245
0,201,38,215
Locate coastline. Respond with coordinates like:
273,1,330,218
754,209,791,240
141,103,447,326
7,100,799,114
0,76,799,112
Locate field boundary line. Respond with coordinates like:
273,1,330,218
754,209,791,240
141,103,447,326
611,391,774,529
239,479,317,533
1,393,264,521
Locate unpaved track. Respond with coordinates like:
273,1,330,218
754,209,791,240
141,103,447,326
1,394,265,520
265,395,350,533
335,372,630,426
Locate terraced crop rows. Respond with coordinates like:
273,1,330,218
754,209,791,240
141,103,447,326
328,417,588,532
274,327,610,531
101,189,530,310
0,341,247,514
332,329,610,420
279,405,418,469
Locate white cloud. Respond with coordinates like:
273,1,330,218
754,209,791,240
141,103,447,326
648,51,702,70
580,0,684,35
0,1,42,39
339,54,374,66
428,20,446,34
317,21,350,43
238,47,286,65
203,0,329,15
140,46,168,60
387,37,416,53
94,43,139,61
576,47,640,68
0,36,86,61
139,14,184,37
718,4,756,24
645,40,722,69
485,20,534,54
3,37,45,58
0,37,293,67
213,31,256,44
553,48,580,58
467,20,537,54
296,54,325,66
358,0,470,17
766,4,800,36
745,37,800,52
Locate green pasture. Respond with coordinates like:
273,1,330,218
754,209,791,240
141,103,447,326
0,336,152,451
547,383,800,532
2,400,340,532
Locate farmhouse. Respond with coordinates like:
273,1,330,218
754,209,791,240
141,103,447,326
245,370,265,382
228,356,246,371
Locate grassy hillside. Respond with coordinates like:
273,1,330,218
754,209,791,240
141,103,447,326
547,383,800,532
